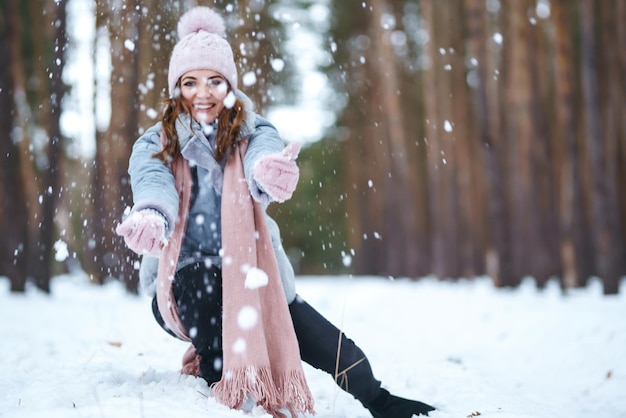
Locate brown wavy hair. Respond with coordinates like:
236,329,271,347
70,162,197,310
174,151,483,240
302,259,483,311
153,79,248,162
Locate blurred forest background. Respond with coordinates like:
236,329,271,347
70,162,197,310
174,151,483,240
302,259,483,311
1,0,625,295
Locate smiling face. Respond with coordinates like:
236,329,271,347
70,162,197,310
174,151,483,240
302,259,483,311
179,69,229,124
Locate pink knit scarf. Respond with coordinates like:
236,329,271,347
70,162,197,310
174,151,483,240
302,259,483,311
155,136,315,418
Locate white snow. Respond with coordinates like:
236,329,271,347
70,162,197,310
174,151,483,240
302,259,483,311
53,240,69,262
1,274,624,418
242,72,257,87
124,39,135,52
270,58,285,72
232,338,247,355
244,268,269,290
223,91,237,109
237,306,259,331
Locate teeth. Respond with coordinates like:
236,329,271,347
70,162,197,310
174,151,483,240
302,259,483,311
194,104,213,110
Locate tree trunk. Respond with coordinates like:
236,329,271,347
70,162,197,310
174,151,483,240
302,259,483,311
368,0,420,277
420,0,453,279
579,0,624,294
502,0,537,286
617,0,626,247
26,2,54,286
552,0,594,288
136,0,177,130
362,91,390,274
34,0,68,293
0,0,29,291
92,0,140,289
450,0,482,278
329,0,387,275
529,9,562,288
435,2,463,279
232,0,285,114
464,0,513,285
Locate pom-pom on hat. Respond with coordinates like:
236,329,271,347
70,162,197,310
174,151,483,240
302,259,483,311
168,7,238,97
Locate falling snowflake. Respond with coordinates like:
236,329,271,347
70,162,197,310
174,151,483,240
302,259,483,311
270,58,285,72
54,240,69,262
233,338,247,354
237,306,258,330
242,71,257,87
244,267,269,290
223,91,236,109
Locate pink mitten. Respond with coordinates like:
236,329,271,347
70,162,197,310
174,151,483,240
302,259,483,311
253,142,301,203
115,210,168,257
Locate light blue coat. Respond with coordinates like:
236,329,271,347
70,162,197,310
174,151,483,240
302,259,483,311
127,93,297,303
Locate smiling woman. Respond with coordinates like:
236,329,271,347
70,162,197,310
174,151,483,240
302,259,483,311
113,6,435,418
178,70,229,124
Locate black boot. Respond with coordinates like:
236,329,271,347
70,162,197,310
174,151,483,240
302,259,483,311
365,388,436,418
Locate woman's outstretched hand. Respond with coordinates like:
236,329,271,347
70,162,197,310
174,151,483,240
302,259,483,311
115,209,168,257
253,142,301,203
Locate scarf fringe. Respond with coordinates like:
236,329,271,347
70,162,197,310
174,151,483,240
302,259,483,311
211,366,315,418
276,368,316,417
180,344,201,377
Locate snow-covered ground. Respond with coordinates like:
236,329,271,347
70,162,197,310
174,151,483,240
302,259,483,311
1,274,624,418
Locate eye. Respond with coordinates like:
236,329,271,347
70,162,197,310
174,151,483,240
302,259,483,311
209,78,225,87
183,80,197,87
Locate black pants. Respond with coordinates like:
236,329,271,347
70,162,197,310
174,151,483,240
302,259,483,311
152,262,381,405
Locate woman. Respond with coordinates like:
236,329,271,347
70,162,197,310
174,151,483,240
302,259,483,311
116,6,435,418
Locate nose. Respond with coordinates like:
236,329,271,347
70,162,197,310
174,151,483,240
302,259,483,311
197,82,212,97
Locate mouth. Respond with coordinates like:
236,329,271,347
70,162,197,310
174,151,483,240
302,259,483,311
193,103,215,111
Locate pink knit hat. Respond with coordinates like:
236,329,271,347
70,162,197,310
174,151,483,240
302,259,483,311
168,7,238,97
